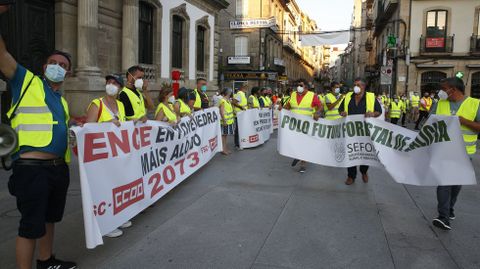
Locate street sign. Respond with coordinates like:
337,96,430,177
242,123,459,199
380,66,393,85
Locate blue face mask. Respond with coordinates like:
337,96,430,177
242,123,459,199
201,85,207,92
44,64,67,83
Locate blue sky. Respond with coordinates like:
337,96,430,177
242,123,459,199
295,0,354,31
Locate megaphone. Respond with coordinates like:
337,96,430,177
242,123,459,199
0,123,17,157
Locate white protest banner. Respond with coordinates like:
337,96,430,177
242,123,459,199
278,110,476,186
72,108,222,249
237,108,273,149
273,106,280,129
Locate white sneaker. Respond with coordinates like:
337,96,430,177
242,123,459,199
120,220,132,228
105,229,123,238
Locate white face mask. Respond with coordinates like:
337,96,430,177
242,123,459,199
134,79,144,89
105,84,119,96
394,99,399,103
168,95,176,103
438,90,449,100
297,86,304,93
353,86,361,94
44,64,67,83
334,88,340,94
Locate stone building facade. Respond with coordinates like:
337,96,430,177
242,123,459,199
0,0,228,117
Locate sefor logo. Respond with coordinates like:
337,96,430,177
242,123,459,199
333,141,346,163
112,178,145,215
209,137,218,151
249,134,259,143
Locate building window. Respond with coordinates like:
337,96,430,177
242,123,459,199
236,0,247,17
426,10,447,38
421,71,446,94
472,72,480,98
172,15,184,69
477,9,480,35
139,1,154,64
196,26,206,71
235,36,248,56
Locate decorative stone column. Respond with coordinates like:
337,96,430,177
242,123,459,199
122,0,139,71
76,0,102,77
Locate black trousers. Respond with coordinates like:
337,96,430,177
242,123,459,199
415,110,429,129
234,118,239,147
401,113,407,126
437,185,461,219
390,118,399,125
347,166,369,180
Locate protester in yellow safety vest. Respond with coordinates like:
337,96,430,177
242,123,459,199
259,88,272,108
86,74,126,127
389,96,402,125
174,87,194,118
339,78,382,186
118,66,154,122
248,87,261,109
219,87,235,155
0,9,78,266
232,83,248,148
280,88,293,110
325,81,345,120
155,87,179,125
415,91,433,130
318,91,326,112
284,79,323,173
429,77,480,231
410,92,420,122
193,78,210,110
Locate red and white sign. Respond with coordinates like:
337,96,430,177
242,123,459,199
237,108,273,149
426,37,445,48
71,108,222,249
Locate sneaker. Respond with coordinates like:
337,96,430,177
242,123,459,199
37,255,77,269
449,212,456,220
432,218,451,230
291,159,299,167
120,220,132,228
299,167,306,173
105,228,123,238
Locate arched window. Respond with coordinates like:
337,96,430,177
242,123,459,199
172,15,184,69
471,72,480,99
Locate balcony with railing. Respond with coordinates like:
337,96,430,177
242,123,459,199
366,17,373,30
470,35,480,54
365,38,373,52
374,0,399,36
420,35,454,54
366,0,373,9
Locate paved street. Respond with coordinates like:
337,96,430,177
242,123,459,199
0,133,479,269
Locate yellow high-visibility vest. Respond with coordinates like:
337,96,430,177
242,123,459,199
436,97,480,155
193,88,201,109
120,86,146,120
219,98,234,125
155,102,178,123
89,98,126,123
234,91,247,113
318,94,326,111
390,102,402,118
420,97,432,111
177,99,192,116
289,91,315,116
249,95,260,109
343,92,375,115
411,95,420,107
7,70,71,163
325,93,343,120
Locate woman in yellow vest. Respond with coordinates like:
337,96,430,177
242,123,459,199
248,87,261,109
174,87,193,118
155,87,178,125
85,75,132,238
86,74,126,127
219,88,235,155
389,96,402,125
431,77,480,231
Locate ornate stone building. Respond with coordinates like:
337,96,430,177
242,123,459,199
0,0,228,117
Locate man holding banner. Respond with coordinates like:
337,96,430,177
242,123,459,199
339,78,382,185
324,81,344,120
431,77,480,230
233,83,248,149
285,79,322,173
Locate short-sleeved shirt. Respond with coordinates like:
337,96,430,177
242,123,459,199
9,65,68,159
119,87,141,117
338,93,382,115
431,97,480,122
294,91,322,109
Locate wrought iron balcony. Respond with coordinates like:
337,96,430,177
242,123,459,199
365,39,373,52
470,35,480,54
420,35,454,54
366,18,373,30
